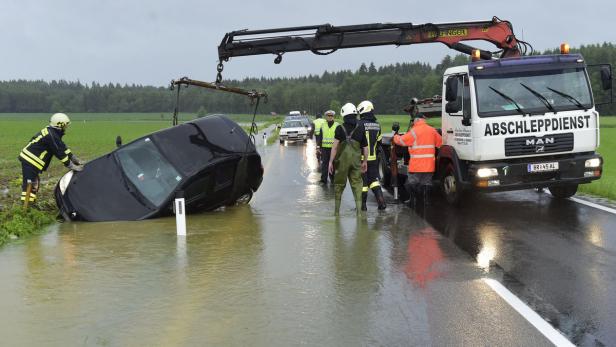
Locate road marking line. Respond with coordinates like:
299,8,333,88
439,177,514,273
483,278,574,347
569,197,616,215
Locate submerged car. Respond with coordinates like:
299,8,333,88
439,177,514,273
279,120,308,144
55,115,263,222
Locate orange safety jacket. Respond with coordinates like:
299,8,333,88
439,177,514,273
393,119,442,173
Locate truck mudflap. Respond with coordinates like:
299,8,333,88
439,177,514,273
467,153,602,192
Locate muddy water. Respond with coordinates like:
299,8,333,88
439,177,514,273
0,140,556,346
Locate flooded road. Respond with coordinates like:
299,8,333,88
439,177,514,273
0,139,614,346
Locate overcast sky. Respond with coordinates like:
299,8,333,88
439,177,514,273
2,0,614,86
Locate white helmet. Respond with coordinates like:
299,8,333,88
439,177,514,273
357,100,374,114
340,103,357,117
50,113,71,129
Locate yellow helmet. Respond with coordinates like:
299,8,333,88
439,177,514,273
50,113,71,129
357,100,374,114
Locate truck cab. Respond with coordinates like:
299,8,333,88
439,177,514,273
438,54,604,204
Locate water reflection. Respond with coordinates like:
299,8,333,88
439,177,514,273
404,227,444,288
332,217,382,344
2,205,265,346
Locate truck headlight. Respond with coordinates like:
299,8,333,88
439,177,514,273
477,168,498,178
585,158,601,168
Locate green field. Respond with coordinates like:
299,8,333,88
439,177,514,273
0,113,279,201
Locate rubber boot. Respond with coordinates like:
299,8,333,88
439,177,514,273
361,191,368,211
373,187,387,210
352,184,364,216
334,184,345,216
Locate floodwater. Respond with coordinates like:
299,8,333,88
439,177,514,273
1,138,615,346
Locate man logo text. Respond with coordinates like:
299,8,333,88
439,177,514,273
526,138,554,146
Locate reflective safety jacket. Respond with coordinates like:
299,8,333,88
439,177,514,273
358,113,382,162
313,118,326,136
320,121,339,148
19,126,74,172
393,119,442,173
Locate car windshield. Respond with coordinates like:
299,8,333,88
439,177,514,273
474,67,592,117
283,121,304,128
116,137,183,207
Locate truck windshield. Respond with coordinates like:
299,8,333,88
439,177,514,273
116,137,183,207
474,68,592,117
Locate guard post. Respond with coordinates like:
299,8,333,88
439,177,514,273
174,190,186,236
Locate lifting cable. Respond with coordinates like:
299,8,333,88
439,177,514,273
170,76,267,144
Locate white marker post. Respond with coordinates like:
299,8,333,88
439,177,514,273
263,132,267,146
175,191,186,236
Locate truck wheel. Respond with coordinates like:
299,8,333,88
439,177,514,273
442,164,462,206
279,139,284,145
549,184,578,199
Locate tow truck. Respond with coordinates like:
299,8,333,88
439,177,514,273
215,17,613,204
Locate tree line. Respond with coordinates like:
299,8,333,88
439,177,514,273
1,43,614,115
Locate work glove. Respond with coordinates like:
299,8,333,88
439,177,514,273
392,122,400,134
67,161,84,172
70,155,83,165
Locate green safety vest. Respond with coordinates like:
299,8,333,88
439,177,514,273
321,122,339,148
313,118,326,135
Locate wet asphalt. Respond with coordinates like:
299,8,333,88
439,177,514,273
0,136,614,346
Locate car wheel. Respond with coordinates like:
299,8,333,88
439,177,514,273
226,190,253,206
549,184,578,199
442,164,462,206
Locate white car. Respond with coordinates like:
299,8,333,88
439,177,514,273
279,120,308,144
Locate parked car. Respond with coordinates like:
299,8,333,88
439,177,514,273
279,120,308,144
55,115,263,222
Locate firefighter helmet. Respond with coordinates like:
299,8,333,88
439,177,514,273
50,113,71,129
357,100,374,114
340,103,357,117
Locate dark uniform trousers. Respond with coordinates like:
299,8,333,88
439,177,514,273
321,148,332,183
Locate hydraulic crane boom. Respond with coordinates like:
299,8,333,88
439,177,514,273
218,16,530,67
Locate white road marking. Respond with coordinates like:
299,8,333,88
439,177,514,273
483,278,575,347
569,196,616,215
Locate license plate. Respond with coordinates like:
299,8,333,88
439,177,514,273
528,162,559,173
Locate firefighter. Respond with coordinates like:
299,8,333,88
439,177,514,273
328,103,368,216
392,113,442,210
318,110,339,184
357,100,386,211
18,113,83,204
313,112,327,163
